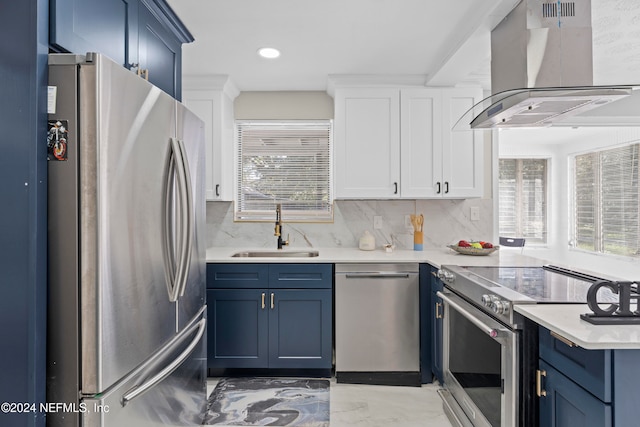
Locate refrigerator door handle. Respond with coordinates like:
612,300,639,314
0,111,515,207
120,318,205,406
162,138,190,302
175,139,193,298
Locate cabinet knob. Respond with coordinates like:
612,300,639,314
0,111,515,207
261,293,266,309
436,182,441,194
271,292,275,309
444,181,449,194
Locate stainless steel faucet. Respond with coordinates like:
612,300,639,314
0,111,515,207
274,204,289,250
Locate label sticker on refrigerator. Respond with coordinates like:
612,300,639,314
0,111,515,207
47,86,57,114
47,120,68,161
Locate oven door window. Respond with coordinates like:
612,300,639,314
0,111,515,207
449,307,503,427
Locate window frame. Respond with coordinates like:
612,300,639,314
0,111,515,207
234,119,334,223
570,141,640,258
498,157,549,245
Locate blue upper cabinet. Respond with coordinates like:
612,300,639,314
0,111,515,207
49,0,193,99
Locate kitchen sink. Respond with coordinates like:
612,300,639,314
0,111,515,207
231,250,319,258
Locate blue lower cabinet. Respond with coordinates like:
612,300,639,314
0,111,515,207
430,265,444,384
539,360,611,427
268,289,332,369
207,289,269,369
206,263,333,371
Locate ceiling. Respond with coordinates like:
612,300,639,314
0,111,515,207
166,0,519,91
167,0,640,93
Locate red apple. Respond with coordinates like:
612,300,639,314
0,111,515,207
458,240,471,247
482,242,493,249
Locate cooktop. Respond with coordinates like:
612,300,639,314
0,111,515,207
461,265,618,303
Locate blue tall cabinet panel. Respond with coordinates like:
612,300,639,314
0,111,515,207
207,263,333,372
0,1,49,426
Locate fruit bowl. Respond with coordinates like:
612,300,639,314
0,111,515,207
447,244,499,256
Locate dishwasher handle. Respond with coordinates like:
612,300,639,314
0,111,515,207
344,273,412,279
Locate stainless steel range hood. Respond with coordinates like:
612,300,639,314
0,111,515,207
460,0,637,130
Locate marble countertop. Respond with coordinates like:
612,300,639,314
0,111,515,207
515,304,640,350
205,246,545,268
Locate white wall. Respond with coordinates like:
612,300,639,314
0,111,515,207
499,127,640,280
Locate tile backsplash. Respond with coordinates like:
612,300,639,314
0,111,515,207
206,199,493,250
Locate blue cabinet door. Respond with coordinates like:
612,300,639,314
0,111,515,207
50,0,136,68
137,0,183,98
539,360,611,427
268,289,332,369
430,266,444,384
207,289,269,369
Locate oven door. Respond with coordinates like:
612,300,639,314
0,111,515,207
437,289,518,427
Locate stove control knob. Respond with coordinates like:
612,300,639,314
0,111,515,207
492,300,510,315
481,294,493,307
437,270,455,283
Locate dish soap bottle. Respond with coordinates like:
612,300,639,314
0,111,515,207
359,230,376,251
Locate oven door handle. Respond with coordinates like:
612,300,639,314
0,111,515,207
437,291,503,339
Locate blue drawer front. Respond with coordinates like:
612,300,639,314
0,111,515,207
268,263,333,289
539,326,611,402
207,264,269,289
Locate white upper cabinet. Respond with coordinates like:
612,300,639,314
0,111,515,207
334,86,483,199
183,78,238,201
334,89,401,198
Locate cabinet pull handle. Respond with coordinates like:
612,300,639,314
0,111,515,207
215,184,220,197
270,293,275,310
137,68,149,81
536,369,547,397
394,182,398,194
261,293,265,309
444,181,449,194
550,331,576,347
436,182,441,194
435,302,443,319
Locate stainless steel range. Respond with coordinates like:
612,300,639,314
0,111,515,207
435,264,614,427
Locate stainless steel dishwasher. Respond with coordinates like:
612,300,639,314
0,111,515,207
335,263,420,386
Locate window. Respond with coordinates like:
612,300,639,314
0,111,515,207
573,143,639,257
498,158,548,243
235,120,333,222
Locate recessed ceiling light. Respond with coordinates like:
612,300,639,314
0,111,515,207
258,47,281,59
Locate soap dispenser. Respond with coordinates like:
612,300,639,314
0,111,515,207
359,230,376,251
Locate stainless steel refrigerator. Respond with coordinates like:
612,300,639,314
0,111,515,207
47,53,207,427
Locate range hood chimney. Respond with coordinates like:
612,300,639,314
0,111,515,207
466,0,634,129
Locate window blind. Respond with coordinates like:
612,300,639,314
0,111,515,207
498,159,547,243
573,143,639,257
235,120,333,222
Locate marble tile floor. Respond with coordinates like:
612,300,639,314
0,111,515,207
205,378,452,427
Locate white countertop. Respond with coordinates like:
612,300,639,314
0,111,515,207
515,304,640,350
207,245,640,350
206,246,545,268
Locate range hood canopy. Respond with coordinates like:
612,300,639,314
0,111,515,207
458,0,638,130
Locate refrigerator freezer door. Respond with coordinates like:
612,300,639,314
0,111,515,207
82,313,207,427
175,103,206,331
77,54,181,394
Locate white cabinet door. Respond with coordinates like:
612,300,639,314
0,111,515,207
441,88,484,198
400,88,442,198
183,89,234,201
334,89,400,199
